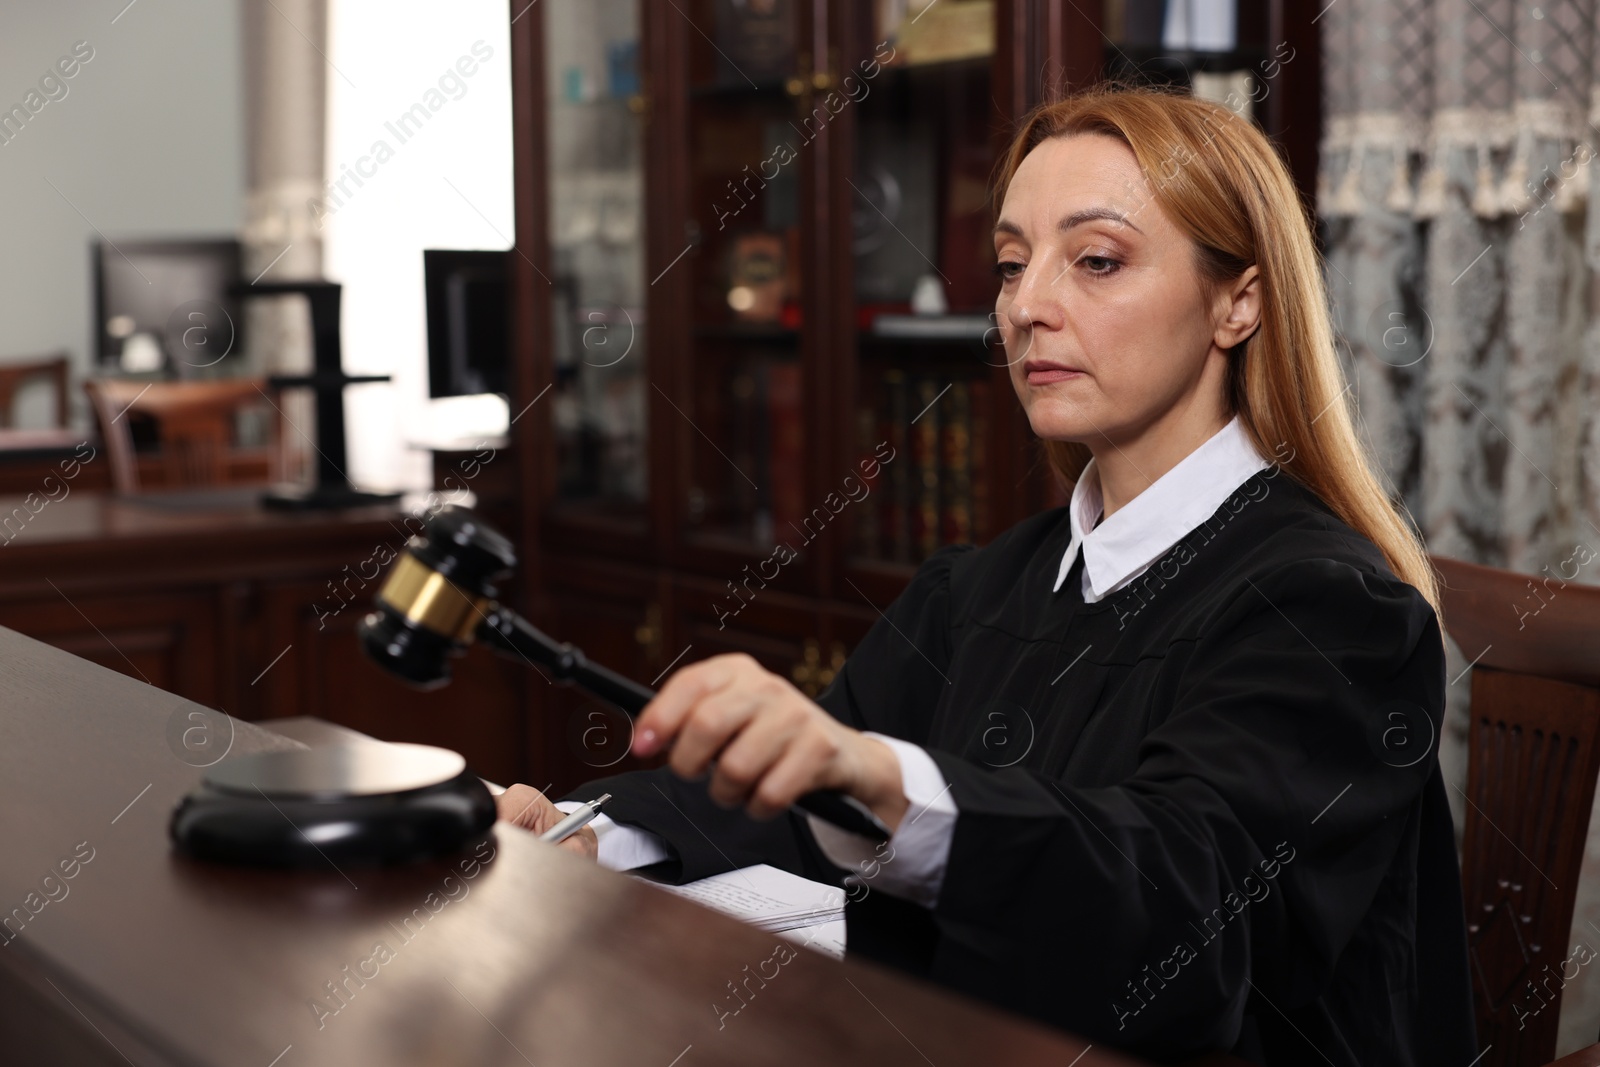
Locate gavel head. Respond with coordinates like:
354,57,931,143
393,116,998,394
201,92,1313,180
357,505,516,689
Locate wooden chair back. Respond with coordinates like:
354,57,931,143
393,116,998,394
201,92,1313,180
0,353,70,428
1433,553,1600,1067
83,378,284,493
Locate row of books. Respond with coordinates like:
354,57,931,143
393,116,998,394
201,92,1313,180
712,359,990,561
722,356,804,545
856,373,989,563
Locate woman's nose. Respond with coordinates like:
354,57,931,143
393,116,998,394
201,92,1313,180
1009,261,1064,330
1006,302,1035,334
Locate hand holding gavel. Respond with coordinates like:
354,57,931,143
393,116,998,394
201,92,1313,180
358,506,895,842
630,651,909,828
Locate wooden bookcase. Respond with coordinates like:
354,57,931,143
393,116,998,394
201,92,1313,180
506,0,1319,793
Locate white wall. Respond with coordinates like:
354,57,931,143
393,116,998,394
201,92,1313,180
323,0,513,493
0,1,244,428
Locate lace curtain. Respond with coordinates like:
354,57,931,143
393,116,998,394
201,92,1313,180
1319,0,1600,1052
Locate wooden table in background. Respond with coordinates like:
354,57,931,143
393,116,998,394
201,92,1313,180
0,428,284,495
0,626,1140,1067
0,486,531,787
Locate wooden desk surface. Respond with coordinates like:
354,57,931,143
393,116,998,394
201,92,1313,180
0,485,401,552
0,626,1139,1067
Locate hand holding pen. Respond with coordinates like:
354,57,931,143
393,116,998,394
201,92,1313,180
494,784,604,859
540,794,611,844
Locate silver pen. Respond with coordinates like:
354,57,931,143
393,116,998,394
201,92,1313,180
539,793,611,844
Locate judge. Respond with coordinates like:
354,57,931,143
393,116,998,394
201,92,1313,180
498,85,1476,1066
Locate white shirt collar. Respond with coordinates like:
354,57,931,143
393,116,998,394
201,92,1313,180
1053,415,1272,599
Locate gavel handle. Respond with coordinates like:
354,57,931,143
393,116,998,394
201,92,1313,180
478,608,892,842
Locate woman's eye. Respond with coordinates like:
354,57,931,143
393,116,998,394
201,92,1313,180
993,260,1025,281
1081,255,1122,276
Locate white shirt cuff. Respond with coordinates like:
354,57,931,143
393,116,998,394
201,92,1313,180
804,734,957,910
553,802,673,872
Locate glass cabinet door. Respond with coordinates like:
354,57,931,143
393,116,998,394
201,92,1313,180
1101,0,1271,109
844,0,1000,570
544,0,649,521
673,0,808,552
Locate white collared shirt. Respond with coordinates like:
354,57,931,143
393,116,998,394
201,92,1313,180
566,416,1275,914
1055,415,1274,599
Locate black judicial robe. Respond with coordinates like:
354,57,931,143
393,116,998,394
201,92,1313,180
565,467,1477,1065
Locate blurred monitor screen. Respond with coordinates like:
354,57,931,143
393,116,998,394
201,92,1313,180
94,239,243,372
424,249,509,400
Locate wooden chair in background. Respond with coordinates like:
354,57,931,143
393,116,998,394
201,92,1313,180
0,352,70,428
83,378,287,493
1432,554,1600,1067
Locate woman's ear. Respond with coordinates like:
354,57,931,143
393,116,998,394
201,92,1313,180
1213,265,1262,350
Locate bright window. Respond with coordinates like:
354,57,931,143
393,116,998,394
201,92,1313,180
323,0,513,492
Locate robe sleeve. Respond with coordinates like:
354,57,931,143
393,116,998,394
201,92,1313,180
917,558,1448,1057
559,544,974,885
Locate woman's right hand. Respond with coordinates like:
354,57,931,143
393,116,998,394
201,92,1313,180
495,784,599,861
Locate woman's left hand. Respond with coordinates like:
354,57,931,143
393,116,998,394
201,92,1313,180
632,653,909,831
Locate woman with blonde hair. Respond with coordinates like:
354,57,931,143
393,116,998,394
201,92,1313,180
499,84,1475,1065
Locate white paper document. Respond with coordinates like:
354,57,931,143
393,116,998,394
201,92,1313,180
658,863,845,937
778,917,846,959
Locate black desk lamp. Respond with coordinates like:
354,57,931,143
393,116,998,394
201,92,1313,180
358,505,893,842
232,280,402,510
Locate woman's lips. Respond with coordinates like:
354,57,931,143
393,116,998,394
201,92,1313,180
1024,363,1084,386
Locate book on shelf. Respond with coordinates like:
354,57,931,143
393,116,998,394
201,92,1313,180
606,39,641,99
853,406,883,558
859,370,989,565
939,383,974,545
768,358,804,541
883,370,913,562
968,378,990,542
713,0,796,86
878,0,995,67
718,353,803,545
728,231,787,323
728,365,762,536
912,379,942,559
1104,0,1125,41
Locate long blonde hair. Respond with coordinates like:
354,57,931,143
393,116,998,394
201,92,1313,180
994,84,1440,615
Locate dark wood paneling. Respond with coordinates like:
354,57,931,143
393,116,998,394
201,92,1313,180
674,572,823,688
0,590,219,704
534,559,670,795
508,0,557,609
0,488,530,783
